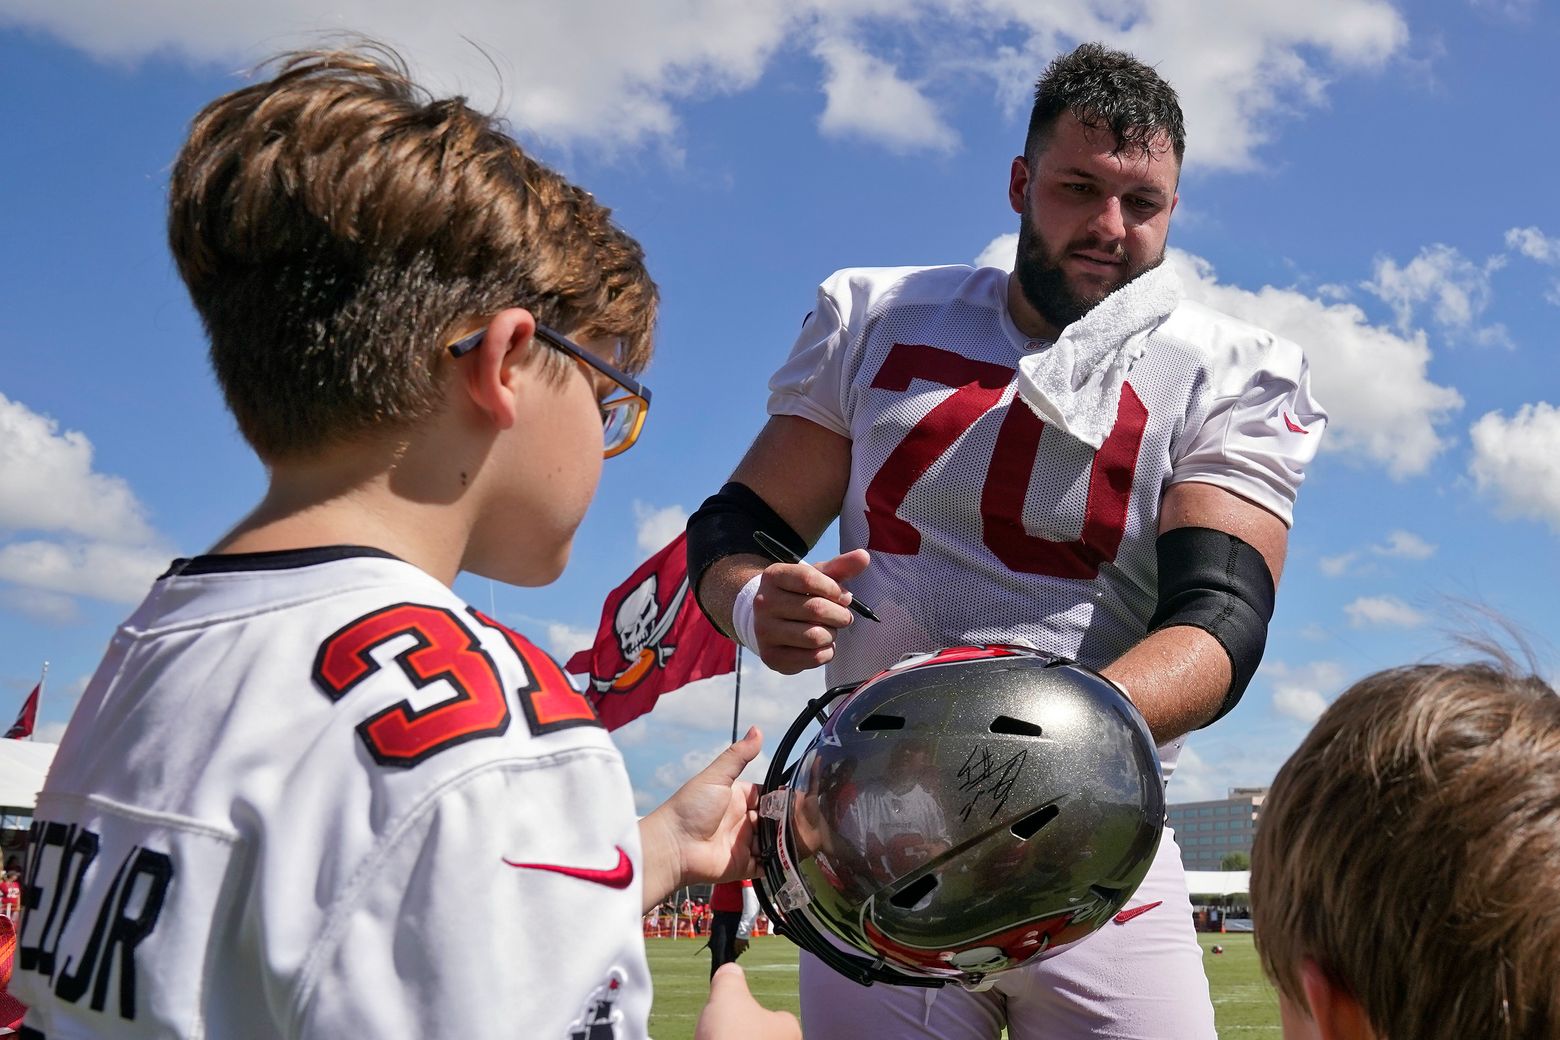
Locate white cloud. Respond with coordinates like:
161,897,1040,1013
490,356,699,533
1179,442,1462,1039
976,0,1406,171
1470,1,1539,22
1262,660,1346,724
618,660,821,803
1319,552,1358,577
1272,685,1328,724
1168,250,1464,479
1344,595,1427,629
1363,244,1509,347
1373,529,1435,559
0,393,156,543
0,587,80,624
814,37,958,154
0,540,167,605
1321,530,1433,578
652,740,771,793
1165,745,1222,803
0,395,173,610
973,233,1018,272
629,662,818,737
0,0,1406,168
1505,226,1560,264
545,621,597,663
1469,402,1560,534
632,501,689,556
1503,227,1560,307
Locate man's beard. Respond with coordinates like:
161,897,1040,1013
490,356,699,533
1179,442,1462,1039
1013,218,1163,333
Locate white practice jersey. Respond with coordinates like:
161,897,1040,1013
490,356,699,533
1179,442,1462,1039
13,548,650,1040
769,265,1326,777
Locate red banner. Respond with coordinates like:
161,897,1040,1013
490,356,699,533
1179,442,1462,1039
3,685,38,740
565,532,736,731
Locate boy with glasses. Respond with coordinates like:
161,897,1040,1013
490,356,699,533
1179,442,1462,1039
13,44,795,1040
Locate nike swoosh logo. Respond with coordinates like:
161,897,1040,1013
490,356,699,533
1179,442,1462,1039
1283,412,1309,434
1113,900,1163,925
503,846,635,889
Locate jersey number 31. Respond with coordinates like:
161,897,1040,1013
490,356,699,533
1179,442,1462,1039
313,605,595,766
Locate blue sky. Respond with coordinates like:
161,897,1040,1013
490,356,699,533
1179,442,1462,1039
2,0,1557,811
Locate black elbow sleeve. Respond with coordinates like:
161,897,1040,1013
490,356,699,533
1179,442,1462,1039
1147,526,1276,726
686,482,807,621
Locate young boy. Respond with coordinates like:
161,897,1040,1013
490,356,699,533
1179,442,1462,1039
1250,660,1560,1040
12,45,796,1039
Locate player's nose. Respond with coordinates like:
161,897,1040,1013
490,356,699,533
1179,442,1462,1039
1086,196,1126,242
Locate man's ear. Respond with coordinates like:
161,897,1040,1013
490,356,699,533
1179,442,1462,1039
1008,156,1029,214
461,308,537,431
1299,959,1378,1040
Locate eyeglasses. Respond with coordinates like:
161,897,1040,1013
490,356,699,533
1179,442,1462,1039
448,322,651,458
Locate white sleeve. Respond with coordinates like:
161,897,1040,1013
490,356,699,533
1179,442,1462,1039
737,884,759,939
766,281,851,437
1170,343,1326,527
294,753,650,1039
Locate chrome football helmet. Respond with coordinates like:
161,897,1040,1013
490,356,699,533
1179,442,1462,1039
754,645,1164,989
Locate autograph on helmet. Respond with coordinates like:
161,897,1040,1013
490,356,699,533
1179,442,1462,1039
956,745,1028,821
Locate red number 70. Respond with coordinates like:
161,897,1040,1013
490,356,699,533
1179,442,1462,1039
861,342,1147,580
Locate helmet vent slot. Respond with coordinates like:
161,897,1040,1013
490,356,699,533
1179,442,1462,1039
1011,804,1059,840
889,874,939,909
858,714,906,731
989,715,1043,737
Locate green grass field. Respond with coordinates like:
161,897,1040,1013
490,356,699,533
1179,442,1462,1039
646,932,1282,1038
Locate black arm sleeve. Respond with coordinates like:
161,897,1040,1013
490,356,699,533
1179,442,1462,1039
686,482,808,627
1147,526,1276,727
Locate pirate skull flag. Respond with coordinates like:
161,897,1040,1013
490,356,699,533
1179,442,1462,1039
565,531,737,731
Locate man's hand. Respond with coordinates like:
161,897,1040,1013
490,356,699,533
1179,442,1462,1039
753,549,870,674
696,964,800,1040
734,938,750,957
639,728,763,910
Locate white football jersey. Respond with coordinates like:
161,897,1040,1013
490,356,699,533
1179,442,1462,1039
769,266,1326,776
13,548,650,1040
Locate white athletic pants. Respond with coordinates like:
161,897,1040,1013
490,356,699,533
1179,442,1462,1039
798,831,1217,1040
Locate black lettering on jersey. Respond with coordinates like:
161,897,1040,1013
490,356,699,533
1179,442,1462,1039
18,824,173,1023
20,821,99,977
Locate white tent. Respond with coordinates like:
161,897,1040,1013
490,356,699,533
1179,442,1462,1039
0,741,57,814
1184,870,1249,897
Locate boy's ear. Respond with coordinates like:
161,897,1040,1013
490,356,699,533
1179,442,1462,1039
1299,959,1379,1040
461,308,538,430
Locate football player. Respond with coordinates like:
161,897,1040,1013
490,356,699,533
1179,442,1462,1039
13,44,795,1040
689,42,1325,1040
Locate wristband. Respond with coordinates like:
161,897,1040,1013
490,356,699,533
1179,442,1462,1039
731,572,763,654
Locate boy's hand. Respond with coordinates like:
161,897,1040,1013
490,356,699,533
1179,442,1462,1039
639,727,763,909
696,964,800,1040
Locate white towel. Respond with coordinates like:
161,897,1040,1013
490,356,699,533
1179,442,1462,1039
1013,261,1183,449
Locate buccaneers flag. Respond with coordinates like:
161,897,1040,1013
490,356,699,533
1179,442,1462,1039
4,683,38,740
565,531,736,731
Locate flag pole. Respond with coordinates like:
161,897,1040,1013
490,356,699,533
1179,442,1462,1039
730,646,742,744
34,661,47,741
